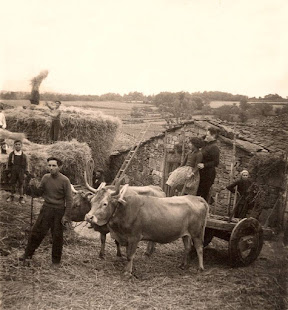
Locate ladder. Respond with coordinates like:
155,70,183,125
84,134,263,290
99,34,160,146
112,124,150,185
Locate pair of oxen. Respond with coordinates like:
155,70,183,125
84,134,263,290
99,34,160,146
71,177,209,278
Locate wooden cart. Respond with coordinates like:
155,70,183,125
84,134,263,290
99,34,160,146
204,214,270,267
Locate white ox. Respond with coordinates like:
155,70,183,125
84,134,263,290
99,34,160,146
85,183,209,278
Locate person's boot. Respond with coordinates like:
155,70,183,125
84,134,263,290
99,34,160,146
19,253,32,261
6,195,14,202
19,196,26,204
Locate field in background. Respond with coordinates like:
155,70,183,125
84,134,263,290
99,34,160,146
1,99,167,151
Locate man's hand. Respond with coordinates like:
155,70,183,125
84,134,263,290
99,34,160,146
61,215,72,229
197,163,204,169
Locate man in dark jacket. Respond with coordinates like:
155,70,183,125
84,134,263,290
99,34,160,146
19,157,72,265
6,140,29,204
196,127,220,202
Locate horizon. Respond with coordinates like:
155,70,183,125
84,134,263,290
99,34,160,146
0,89,287,99
1,0,287,98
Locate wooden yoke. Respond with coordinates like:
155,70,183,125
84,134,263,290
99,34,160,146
227,123,237,221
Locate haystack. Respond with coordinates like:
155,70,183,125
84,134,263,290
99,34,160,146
0,129,92,185
5,106,121,169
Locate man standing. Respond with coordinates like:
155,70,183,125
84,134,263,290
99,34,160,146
197,127,220,202
46,101,62,142
0,103,7,129
20,157,72,265
6,140,29,204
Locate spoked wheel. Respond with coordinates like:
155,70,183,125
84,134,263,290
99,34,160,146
229,217,264,267
204,228,214,247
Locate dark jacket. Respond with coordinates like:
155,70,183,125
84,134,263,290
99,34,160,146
7,151,29,172
199,140,220,180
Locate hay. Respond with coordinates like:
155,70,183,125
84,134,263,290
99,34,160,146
1,133,92,184
6,107,121,169
0,129,26,141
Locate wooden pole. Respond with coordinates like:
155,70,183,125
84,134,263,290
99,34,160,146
161,132,168,192
227,123,237,220
229,185,238,221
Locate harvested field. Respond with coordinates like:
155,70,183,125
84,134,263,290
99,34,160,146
0,190,287,310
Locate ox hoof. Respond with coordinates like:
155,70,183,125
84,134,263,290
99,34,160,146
122,271,132,280
197,267,204,272
179,263,189,270
98,253,105,260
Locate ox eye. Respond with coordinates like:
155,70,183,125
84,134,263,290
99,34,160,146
103,202,107,207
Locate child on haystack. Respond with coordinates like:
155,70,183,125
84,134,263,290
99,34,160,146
166,137,204,195
6,140,29,204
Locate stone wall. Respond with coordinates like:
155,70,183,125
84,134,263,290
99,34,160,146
109,120,283,227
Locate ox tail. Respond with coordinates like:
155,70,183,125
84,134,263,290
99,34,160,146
199,197,210,244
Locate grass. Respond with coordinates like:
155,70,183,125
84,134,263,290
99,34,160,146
1,190,287,310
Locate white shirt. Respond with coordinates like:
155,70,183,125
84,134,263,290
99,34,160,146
14,150,23,156
0,112,6,129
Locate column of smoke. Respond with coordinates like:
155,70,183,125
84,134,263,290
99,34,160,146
30,70,49,105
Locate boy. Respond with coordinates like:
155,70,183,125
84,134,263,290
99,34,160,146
6,140,29,204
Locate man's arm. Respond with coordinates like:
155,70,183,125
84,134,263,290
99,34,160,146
63,179,73,220
203,145,220,168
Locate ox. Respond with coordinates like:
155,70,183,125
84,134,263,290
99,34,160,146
85,184,209,278
70,182,165,258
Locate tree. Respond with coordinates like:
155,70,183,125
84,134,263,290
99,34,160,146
250,102,273,116
239,98,250,111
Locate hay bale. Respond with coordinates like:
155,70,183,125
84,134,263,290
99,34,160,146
5,106,121,169
1,134,92,184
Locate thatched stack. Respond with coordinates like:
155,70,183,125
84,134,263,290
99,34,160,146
5,106,121,169
0,129,92,184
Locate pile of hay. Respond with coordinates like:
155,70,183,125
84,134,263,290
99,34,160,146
5,106,121,169
1,129,92,185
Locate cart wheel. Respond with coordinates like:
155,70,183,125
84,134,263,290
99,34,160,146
229,217,263,267
204,228,214,247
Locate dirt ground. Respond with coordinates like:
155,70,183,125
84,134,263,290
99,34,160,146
0,191,287,310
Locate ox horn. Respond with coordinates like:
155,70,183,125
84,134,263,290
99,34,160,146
84,171,106,193
71,184,78,194
84,171,98,193
118,184,129,205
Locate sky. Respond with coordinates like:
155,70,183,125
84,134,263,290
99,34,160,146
1,0,287,98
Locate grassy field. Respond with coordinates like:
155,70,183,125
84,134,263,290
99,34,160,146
0,191,287,310
0,100,157,118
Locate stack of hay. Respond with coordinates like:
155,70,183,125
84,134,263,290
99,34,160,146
5,105,121,169
0,129,92,185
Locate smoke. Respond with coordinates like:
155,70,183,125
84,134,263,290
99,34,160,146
30,70,49,105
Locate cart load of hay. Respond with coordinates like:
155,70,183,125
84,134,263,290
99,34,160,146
5,105,121,169
0,129,92,185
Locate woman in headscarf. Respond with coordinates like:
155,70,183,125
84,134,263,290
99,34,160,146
226,169,253,218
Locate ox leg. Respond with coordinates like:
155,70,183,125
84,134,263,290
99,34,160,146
192,237,204,271
144,241,156,257
181,235,192,269
115,240,122,257
123,240,139,278
99,233,106,259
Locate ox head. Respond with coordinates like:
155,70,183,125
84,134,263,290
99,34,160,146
85,179,130,226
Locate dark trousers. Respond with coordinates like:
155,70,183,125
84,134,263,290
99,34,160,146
197,169,216,202
50,119,60,142
25,206,65,263
10,168,25,196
